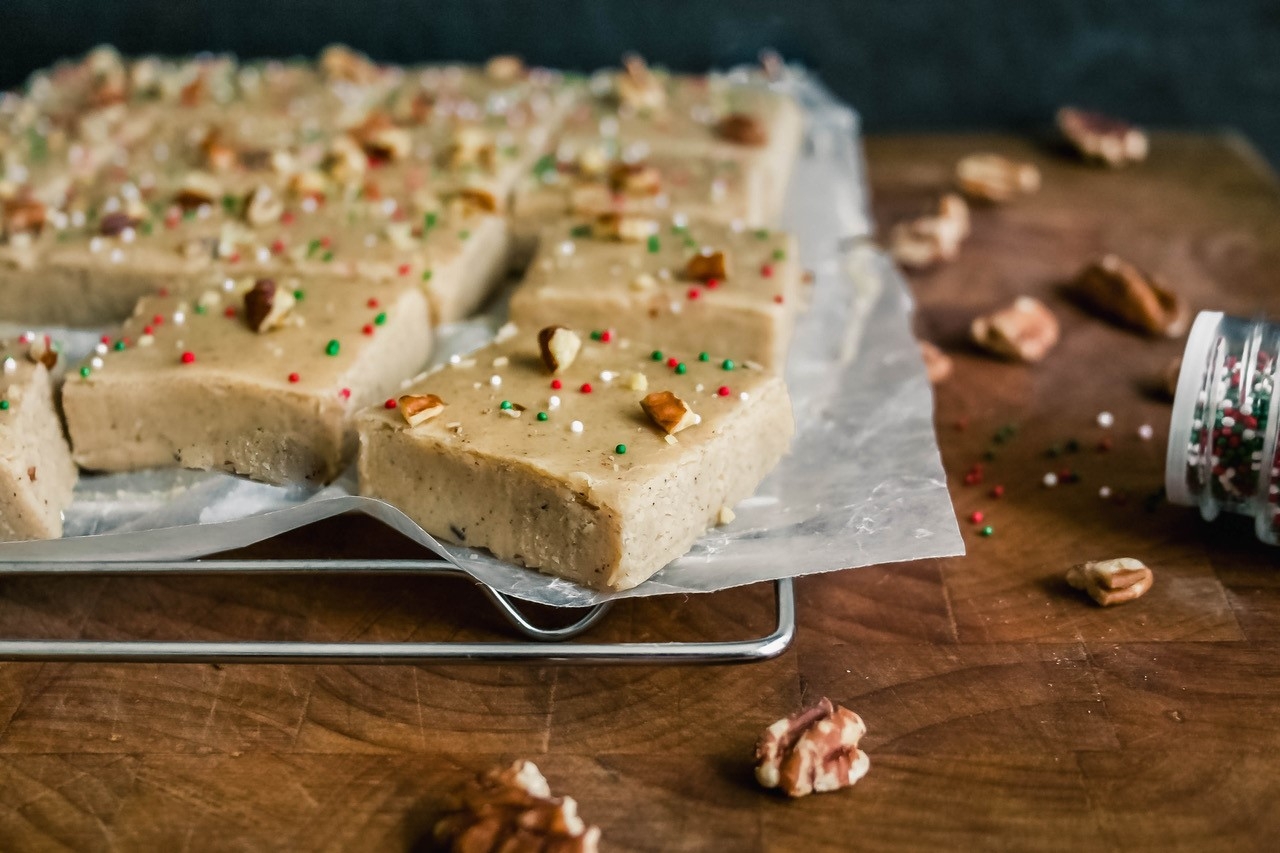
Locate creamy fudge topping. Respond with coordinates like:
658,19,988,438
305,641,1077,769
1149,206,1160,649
358,324,794,589
62,272,431,484
0,336,77,542
510,217,801,369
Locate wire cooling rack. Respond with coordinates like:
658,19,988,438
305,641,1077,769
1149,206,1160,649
0,559,795,664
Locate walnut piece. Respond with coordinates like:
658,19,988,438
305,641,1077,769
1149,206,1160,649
889,193,970,270
538,326,582,374
399,393,446,427
434,760,601,853
971,296,1060,363
288,169,328,200
1070,254,1189,338
755,697,870,798
956,153,1041,203
591,212,657,242
448,126,497,172
715,113,768,147
641,390,699,435
918,340,953,384
243,278,295,333
1066,557,1154,607
685,248,728,281
1057,107,1148,168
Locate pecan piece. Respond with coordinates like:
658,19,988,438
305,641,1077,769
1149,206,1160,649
319,44,379,84
918,340,953,384
98,211,141,237
173,171,222,211
2,196,46,238
715,113,768,147
1069,254,1189,338
591,212,657,242
352,112,410,162
243,278,295,333
889,193,970,270
971,296,1060,363
956,153,1041,203
447,187,500,217
26,336,58,370
485,55,526,82
1066,557,1154,606
199,128,238,172
399,393,445,426
616,53,666,111
447,126,497,172
685,248,728,281
434,760,601,853
755,697,870,798
607,161,662,196
641,390,699,435
242,185,283,227
1057,107,1148,168
538,326,582,373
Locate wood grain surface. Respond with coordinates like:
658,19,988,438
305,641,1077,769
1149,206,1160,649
1,133,1278,852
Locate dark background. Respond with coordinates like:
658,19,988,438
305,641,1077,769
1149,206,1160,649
3,0,1278,166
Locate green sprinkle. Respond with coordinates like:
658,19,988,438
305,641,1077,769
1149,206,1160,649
183,209,196,221
532,153,556,181
293,289,305,301
590,330,603,341
721,359,735,371
306,239,321,258
982,450,998,461
615,444,627,455
374,312,387,326
113,340,126,351
979,525,994,537
79,366,91,378
424,212,438,231
647,234,660,254
1065,439,1081,453
500,400,513,410
194,304,207,315
537,411,548,421
755,229,770,240
422,269,433,282
221,194,238,213
772,248,786,261
141,221,154,235
0,400,9,411
675,362,687,375
321,251,334,262
698,352,710,362
459,230,470,241
325,340,340,356
651,350,663,361
571,224,592,238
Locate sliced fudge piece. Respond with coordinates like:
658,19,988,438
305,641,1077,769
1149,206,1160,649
557,57,803,221
357,324,794,590
63,274,430,485
509,217,801,370
0,337,77,542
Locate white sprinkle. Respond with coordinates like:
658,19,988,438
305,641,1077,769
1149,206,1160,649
695,383,705,393
1137,424,1154,440
301,197,318,214
2,357,15,375
94,343,108,355
449,354,462,365
599,370,615,382
256,247,271,263
90,357,104,369
1096,411,1114,428
109,248,124,263
89,237,104,253
492,356,510,368
120,227,136,243
489,374,502,387
548,395,561,410
1222,416,1236,428
558,240,576,256
173,311,186,325
1099,486,1112,499
222,278,236,292
102,196,121,213
739,392,750,401
196,204,212,220
672,212,688,228
138,334,154,347
364,234,377,248
70,210,86,228
1042,472,1059,488
570,420,583,433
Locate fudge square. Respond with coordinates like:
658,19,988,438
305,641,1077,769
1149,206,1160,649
1,337,77,542
63,273,430,485
509,216,802,370
357,324,794,591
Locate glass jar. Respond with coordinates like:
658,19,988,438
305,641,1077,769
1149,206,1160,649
1166,311,1280,545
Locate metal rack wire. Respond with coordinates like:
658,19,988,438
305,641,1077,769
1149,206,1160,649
0,559,795,664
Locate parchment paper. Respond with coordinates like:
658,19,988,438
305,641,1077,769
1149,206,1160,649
0,70,964,607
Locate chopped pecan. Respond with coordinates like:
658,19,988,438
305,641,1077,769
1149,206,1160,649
889,193,970,270
591,212,657,242
1066,557,1154,606
447,126,497,172
715,113,768,147
323,135,368,182
956,153,1041,203
173,171,222,210
641,390,699,435
485,55,526,82
538,326,582,373
2,196,46,238
26,336,58,370
616,53,666,110
607,161,662,196
918,340,953,384
755,697,870,798
288,169,328,200
434,760,601,853
1057,107,1148,168
448,187,500,217
243,278,295,333
179,71,207,107
970,296,1060,363
98,211,141,237
242,185,283,227
685,248,728,281
352,112,410,162
319,44,379,84
399,393,445,426
1069,254,1189,338
199,128,238,172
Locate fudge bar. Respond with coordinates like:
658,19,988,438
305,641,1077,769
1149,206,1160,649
0,337,77,542
357,324,794,590
63,273,430,485
509,217,801,370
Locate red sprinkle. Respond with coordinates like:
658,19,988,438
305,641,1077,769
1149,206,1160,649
717,385,731,397
367,298,379,308
550,379,563,390
100,335,112,345
580,383,593,394
773,295,784,304
705,278,719,289
152,314,164,325
157,287,170,297
600,329,613,343
1097,436,1114,452
271,239,285,254
288,372,300,383
397,263,410,276
687,288,700,300
362,324,374,335
666,357,678,368
320,236,332,248
970,511,985,524
228,252,241,264
761,264,774,277
990,485,1005,498
281,212,295,225
384,398,397,409
180,351,195,364
143,325,153,335
223,306,237,318
954,416,970,431
339,388,351,400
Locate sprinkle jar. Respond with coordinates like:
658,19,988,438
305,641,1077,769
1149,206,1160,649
1166,311,1280,544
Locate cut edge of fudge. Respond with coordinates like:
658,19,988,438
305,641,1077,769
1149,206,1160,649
0,355,78,542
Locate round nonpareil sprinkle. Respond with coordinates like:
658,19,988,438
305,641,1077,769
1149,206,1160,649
551,379,562,390
180,351,195,364
979,525,994,537
384,398,397,409
288,372,300,383
79,366,91,378
1043,472,1059,487
1096,411,1115,428
651,350,663,361
0,400,8,411
537,411,548,421
363,324,374,335
722,359,734,371
970,511,984,524
490,375,502,387
1099,486,1113,498
500,400,513,410
548,395,561,410
580,382,593,393
325,340,340,356
699,352,710,362
570,420,584,433
990,485,1005,498
1137,424,1154,440
615,444,627,454
675,363,687,375
717,385,731,397
687,288,700,300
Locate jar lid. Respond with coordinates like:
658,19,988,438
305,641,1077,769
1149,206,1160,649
1165,310,1224,508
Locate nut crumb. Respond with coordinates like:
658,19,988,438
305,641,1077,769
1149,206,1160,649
538,326,582,373
1057,107,1148,167
971,296,1059,363
641,390,699,434
399,394,445,426
956,153,1040,203
718,506,736,525
1066,557,1154,606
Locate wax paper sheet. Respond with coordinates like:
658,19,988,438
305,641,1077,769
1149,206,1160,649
0,70,964,607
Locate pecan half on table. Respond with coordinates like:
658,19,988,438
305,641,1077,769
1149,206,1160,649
755,697,870,797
